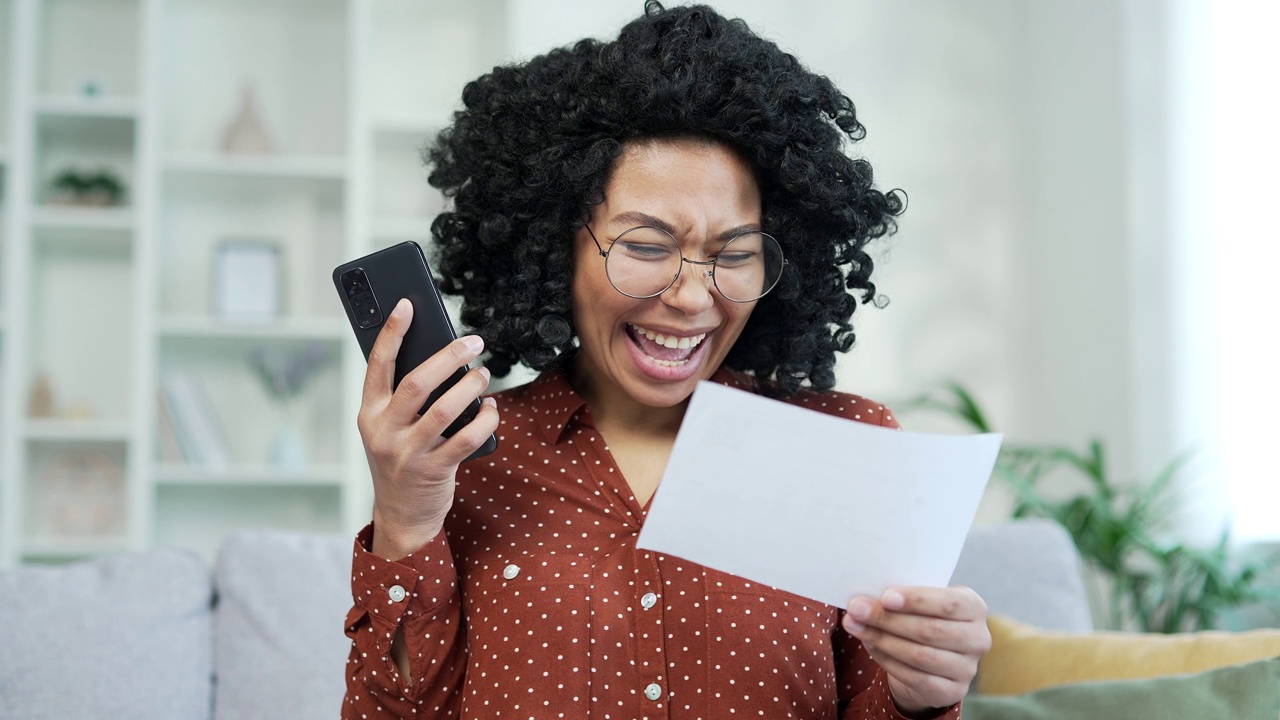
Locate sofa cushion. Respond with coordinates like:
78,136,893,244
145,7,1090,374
950,518,1093,633
979,614,1280,695
0,547,214,720
963,655,1280,720
213,529,353,720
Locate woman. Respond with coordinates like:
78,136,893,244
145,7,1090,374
344,4,989,718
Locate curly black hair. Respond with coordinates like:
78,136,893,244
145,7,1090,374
426,1,904,395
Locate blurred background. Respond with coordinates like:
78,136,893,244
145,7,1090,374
0,0,1274,626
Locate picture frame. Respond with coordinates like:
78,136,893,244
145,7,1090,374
212,238,282,321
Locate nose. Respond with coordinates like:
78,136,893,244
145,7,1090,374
660,261,717,314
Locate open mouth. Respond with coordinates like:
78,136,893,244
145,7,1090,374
626,324,709,367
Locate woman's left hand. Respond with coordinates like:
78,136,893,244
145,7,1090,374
843,586,991,716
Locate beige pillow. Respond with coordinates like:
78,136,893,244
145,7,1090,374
979,615,1280,696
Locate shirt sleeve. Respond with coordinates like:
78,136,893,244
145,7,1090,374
833,623,962,720
342,523,467,718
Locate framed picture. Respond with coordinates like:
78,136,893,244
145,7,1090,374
212,238,282,321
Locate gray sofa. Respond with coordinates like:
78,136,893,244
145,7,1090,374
0,519,1091,719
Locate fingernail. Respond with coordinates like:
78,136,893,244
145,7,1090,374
391,298,410,317
882,589,905,610
848,599,872,621
477,366,490,381
482,396,497,408
462,335,484,354
843,616,865,634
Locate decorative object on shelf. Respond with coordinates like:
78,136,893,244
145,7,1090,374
78,75,104,98
212,238,282,321
220,82,274,155
247,343,334,469
48,167,128,206
28,373,55,418
31,447,126,538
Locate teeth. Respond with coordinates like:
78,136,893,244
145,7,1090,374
632,325,708,350
652,358,690,367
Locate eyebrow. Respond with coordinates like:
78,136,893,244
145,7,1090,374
608,210,762,244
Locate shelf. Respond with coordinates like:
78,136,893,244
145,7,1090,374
157,315,345,342
155,464,344,487
2,0,512,569
34,95,140,119
163,153,347,182
25,418,132,443
32,205,135,231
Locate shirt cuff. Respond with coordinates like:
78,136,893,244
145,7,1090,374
345,522,459,634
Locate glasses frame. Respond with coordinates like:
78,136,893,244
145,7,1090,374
585,224,786,303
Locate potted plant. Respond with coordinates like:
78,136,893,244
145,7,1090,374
48,167,127,206
903,382,1279,632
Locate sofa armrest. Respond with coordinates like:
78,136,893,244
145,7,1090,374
950,518,1093,633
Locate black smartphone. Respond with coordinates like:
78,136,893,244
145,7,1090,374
333,241,498,460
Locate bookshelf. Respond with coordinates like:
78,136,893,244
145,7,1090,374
0,0,510,565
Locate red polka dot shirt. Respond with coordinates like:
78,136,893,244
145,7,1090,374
344,367,962,719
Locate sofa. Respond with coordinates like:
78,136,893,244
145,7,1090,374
0,519,1095,719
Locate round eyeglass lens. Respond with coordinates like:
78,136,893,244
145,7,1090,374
712,232,784,302
603,226,683,298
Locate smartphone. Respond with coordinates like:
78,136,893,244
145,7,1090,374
333,241,497,460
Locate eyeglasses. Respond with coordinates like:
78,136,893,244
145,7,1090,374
586,225,786,303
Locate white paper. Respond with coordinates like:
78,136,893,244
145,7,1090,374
636,381,1002,608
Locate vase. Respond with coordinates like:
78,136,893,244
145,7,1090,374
221,83,274,155
268,399,307,470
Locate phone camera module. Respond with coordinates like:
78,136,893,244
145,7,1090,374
341,268,384,329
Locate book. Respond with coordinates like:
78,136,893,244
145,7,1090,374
155,388,186,464
161,373,231,470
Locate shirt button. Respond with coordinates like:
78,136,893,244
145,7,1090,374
502,564,520,580
641,592,658,609
644,682,663,701
387,584,406,602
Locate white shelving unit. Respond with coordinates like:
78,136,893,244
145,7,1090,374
0,0,510,566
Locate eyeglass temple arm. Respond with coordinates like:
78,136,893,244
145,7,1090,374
585,225,608,257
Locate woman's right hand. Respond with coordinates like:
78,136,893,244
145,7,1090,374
358,298,501,560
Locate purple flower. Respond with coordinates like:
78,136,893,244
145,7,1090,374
248,343,334,402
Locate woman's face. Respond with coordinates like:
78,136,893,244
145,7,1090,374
571,137,762,410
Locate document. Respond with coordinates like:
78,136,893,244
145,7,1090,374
636,381,1003,608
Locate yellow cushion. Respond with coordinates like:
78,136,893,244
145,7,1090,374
978,615,1280,696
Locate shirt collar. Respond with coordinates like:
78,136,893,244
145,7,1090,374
525,364,758,445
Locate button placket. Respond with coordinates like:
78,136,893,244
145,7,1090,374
633,550,668,712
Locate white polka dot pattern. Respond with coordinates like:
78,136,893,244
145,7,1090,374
343,367,961,720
